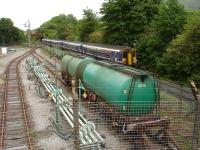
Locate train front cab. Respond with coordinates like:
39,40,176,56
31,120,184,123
122,48,137,66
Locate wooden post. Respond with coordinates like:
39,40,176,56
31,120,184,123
156,76,160,115
72,78,80,150
191,80,200,150
179,83,183,113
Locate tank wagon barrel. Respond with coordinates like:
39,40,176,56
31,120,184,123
61,54,158,115
59,53,181,149
61,53,162,129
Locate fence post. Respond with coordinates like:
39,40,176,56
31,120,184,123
72,77,80,150
179,82,183,113
191,81,200,150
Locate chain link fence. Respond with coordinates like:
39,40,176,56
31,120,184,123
68,80,199,150
26,54,200,150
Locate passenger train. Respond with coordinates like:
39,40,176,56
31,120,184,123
42,38,137,66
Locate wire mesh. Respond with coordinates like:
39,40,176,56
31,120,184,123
25,51,200,150
69,81,198,150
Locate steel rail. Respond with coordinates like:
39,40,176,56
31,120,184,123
30,51,66,86
160,80,194,101
0,50,34,149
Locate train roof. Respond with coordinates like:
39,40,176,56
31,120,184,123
42,38,132,52
82,44,121,52
62,41,81,47
62,40,122,52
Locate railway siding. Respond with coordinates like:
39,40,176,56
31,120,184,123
0,51,36,149
160,80,194,101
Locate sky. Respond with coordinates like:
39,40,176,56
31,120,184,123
0,0,104,30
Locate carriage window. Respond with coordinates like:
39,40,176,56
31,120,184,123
117,52,122,61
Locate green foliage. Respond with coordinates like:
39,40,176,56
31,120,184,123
78,8,98,42
0,18,25,45
37,10,102,43
101,0,161,46
88,31,103,43
191,73,200,87
38,14,78,40
157,15,200,84
137,34,165,69
152,0,186,42
137,0,186,69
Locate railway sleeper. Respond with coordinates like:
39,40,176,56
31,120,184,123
5,134,27,140
6,120,24,125
6,115,24,120
4,145,28,150
5,142,28,149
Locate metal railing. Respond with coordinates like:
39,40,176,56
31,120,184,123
25,57,105,149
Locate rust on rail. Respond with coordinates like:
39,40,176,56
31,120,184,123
0,49,35,149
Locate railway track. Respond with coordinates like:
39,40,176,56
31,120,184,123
0,50,35,150
160,80,194,101
30,51,66,86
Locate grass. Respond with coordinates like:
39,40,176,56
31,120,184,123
29,128,37,139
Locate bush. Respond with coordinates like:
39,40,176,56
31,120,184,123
191,73,200,88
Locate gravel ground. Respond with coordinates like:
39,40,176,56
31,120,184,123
0,50,27,74
20,59,72,150
0,50,27,109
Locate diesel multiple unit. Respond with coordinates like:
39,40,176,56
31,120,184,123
42,38,137,66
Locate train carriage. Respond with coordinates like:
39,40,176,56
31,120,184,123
42,38,137,66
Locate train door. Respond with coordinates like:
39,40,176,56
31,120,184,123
127,50,133,66
116,52,122,63
124,48,137,66
122,50,128,65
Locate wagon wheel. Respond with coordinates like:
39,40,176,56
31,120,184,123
146,128,169,144
146,129,178,150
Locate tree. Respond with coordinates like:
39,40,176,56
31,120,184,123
101,0,161,46
157,15,200,85
78,8,98,42
0,17,25,45
88,31,103,43
152,0,186,43
137,0,186,69
38,14,78,40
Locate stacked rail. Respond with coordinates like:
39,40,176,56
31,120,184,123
0,52,34,149
26,57,105,148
